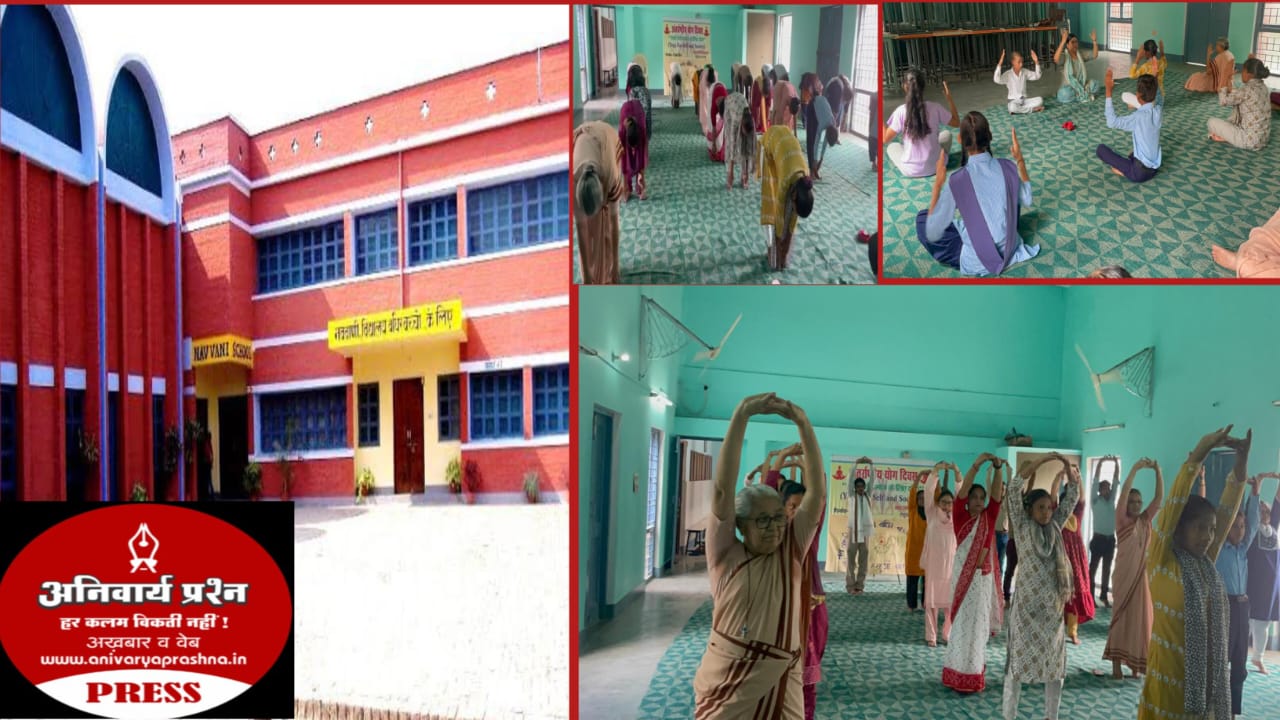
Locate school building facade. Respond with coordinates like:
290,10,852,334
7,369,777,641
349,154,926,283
0,4,571,502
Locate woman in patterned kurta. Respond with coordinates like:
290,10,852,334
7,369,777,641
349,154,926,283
721,91,756,189
1003,455,1079,720
943,454,1005,693
1104,458,1164,678
1139,426,1252,720
759,126,813,271
1208,57,1273,151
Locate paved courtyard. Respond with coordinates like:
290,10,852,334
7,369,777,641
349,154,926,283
293,500,568,720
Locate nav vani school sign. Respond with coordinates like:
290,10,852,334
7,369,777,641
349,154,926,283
190,336,253,369
327,300,464,350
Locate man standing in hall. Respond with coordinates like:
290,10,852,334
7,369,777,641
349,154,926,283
846,457,875,594
1089,463,1118,607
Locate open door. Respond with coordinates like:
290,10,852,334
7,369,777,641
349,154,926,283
218,396,248,500
745,11,776,76
592,6,618,92
393,378,426,494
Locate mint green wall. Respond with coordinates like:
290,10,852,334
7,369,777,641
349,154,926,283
578,286,683,631
1081,3,1107,46
616,4,748,92
1133,3,1187,58
838,4,860,80
1230,2,1258,61
1058,287,1280,509
772,5,823,80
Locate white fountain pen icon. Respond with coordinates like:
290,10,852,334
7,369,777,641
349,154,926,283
128,523,160,573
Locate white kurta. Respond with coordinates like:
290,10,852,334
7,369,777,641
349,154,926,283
995,63,1044,114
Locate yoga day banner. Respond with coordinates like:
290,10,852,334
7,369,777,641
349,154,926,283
662,19,711,97
826,456,939,576
0,502,294,719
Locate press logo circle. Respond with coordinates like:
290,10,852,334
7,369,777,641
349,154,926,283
0,504,292,719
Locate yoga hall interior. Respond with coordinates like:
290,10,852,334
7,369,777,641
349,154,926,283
573,4,880,285
881,2,1280,279
578,285,1280,718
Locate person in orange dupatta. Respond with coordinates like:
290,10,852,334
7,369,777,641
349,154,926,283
1185,37,1235,93
943,452,1006,693
692,394,826,720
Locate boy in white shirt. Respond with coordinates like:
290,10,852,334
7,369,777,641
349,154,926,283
994,49,1045,114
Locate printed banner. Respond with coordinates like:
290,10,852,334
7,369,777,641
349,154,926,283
0,502,294,719
328,299,464,351
826,456,938,576
662,19,711,97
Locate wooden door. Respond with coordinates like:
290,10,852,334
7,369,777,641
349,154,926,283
817,6,843,82
393,378,425,494
585,410,614,626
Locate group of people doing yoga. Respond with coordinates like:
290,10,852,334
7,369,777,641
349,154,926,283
690,393,1270,720
884,26,1275,277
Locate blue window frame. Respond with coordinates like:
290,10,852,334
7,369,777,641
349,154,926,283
260,387,348,452
152,394,165,480
468,370,523,440
437,375,460,441
0,5,82,151
357,383,379,447
355,209,398,275
105,70,162,196
1,385,17,502
466,171,570,256
65,389,86,500
257,221,344,294
533,364,569,436
407,195,458,266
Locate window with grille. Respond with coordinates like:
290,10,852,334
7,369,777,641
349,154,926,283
466,172,570,256
438,375,461,441
65,389,85,500
152,394,165,481
357,383,379,447
257,221,345,293
532,365,569,436
407,195,458,266
776,14,793,71
1107,3,1133,53
1258,4,1280,71
469,370,523,440
355,209,398,275
850,4,879,140
260,387,348,452
645,428,662,580
1,385,17,502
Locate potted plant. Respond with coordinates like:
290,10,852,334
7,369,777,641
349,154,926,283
273,417,299,501
130,482,148,502
523,470,540,504
243,462,262,500
77,429,100,468
355,467,375,504
183,419,204,466
462,459,482,504
161,426,183,476
445,457,462,498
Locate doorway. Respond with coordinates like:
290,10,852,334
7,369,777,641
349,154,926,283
393,378,425,494
817,6,843,83
592,6,618,93
745,11,776,76
196,399,212,500
1184,3,1232,67
218,396,248,500
585,409,615,627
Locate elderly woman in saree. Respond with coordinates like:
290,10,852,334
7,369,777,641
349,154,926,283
734,64,753,97
771,79,801,133
619,98,648,200
627,54,648,87
1186,37,1235,93
692,393,826,720
572,121,624,284
706,82,730,162
626,64,653,141
1103,458,1164,679
1139,426,1253,720
804,94,840,181
772,64,789,82
752,65,774,134
943,452,1006,693
760,126,814,271
1003,454,1079,720
699,65,719,135
1053,27,1101,103
722,91,756,189
669,62,685,109
1209,57,1273,150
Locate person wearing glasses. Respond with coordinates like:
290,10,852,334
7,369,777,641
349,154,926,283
692,393,825,720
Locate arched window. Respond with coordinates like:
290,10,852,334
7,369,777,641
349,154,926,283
103,59,175,225
0,5,95,183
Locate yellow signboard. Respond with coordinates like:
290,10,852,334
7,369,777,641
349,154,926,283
191,335,253,369
328,300,464,351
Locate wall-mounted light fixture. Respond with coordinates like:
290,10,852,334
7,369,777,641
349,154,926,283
650,390,674,408
613,352,631,363
1083,424,1125,433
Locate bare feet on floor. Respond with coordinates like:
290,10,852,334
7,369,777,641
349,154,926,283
1253,658,1269,674
1110,167,1124,177
1033,106,1045,112
1211,244,1239,272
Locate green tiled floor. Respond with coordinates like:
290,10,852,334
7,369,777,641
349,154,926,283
882,67,1280,279
637,578,1280,719
574,105,879,285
